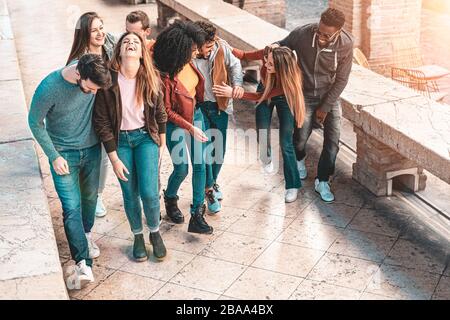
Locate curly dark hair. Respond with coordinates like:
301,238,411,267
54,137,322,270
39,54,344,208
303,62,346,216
153,20,206,78
194,21,216,42
320,8,346,29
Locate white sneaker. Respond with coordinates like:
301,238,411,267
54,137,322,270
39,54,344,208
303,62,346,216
297,159,307,180
86,233,100,259
95,195,107,217
76,260,94,289
285,188,299,203
260,160,275,174
314,178,335,203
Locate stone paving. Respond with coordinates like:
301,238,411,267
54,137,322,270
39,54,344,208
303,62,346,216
6,0,450,300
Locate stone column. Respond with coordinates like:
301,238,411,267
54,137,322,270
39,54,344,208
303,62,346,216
223,0,286,28
327,0,365,49
352,127,427,196
156,1,177,28
329,0,422,76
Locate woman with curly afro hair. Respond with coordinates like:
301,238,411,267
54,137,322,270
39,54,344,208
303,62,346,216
153,20,214,235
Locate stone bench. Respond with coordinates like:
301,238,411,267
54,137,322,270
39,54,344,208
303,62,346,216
156,0,288,49
155,0,450,197
156,0,289,82
0,0,68,299
341,65,450,196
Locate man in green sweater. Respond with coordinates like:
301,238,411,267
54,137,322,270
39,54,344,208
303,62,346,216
28,54,111,289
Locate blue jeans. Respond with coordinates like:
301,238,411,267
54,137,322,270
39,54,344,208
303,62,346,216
293,96,342,182
98,146,109,193
165,108,206,212
50,143,101,267
198,101,229,188
117,129,160,234
256,95,301,189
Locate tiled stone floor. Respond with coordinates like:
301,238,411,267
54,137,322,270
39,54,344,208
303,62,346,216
7,0,450,300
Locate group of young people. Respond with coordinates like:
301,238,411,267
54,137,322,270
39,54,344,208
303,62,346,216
28,7,353,289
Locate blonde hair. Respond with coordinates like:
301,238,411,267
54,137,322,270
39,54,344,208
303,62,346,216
259,46,305,128
110,32,161,106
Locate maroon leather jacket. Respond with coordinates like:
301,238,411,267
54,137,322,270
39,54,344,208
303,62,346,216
161,62,205,131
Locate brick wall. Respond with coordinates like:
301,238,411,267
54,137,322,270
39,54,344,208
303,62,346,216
223,0,286,28
352,126,427,196
421,8,450,104
328,0,362,47
329,0,422,76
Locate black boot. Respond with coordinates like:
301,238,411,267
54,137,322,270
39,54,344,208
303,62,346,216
149,231,167,260
163,192,184,224
133,234,148,262
188,204,214,234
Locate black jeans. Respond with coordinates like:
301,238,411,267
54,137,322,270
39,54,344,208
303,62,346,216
293,96,342,182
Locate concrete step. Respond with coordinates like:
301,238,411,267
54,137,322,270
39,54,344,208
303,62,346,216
0,0,68,299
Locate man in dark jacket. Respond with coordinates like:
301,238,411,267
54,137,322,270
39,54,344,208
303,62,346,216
277,8,354,203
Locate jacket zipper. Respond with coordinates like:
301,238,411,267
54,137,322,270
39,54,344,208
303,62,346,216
313,48,326,97
115,88,122,146
209,49,221,115
175,88,196,125
313,31,340,96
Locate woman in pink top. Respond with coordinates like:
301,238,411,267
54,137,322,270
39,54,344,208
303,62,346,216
94,32,168,261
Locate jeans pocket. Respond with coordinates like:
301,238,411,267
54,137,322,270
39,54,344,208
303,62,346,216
57,150,67,161
59,150,76,166
207,108,219,122
136,131,153,146
118,133,129,147
86,144,101,165
304,97,321,110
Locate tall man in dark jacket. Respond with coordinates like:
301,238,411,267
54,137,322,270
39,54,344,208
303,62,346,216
277,8,353,203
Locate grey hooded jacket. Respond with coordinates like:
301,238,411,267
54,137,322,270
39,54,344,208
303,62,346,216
279,23,354,112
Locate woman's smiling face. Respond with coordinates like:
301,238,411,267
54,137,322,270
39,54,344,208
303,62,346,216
89,18,105,47
120,33,142,59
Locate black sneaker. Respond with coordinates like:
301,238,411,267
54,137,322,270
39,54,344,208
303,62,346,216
163,191,184,224
149,231,167,260
133,234,148,262
188,204,214,235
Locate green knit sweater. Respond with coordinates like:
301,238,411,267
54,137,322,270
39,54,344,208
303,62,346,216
28,67,99,162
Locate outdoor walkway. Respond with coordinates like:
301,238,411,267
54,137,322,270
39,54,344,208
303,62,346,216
6,0,450,300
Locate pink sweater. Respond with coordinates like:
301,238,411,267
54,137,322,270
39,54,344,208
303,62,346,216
118,72,145,130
